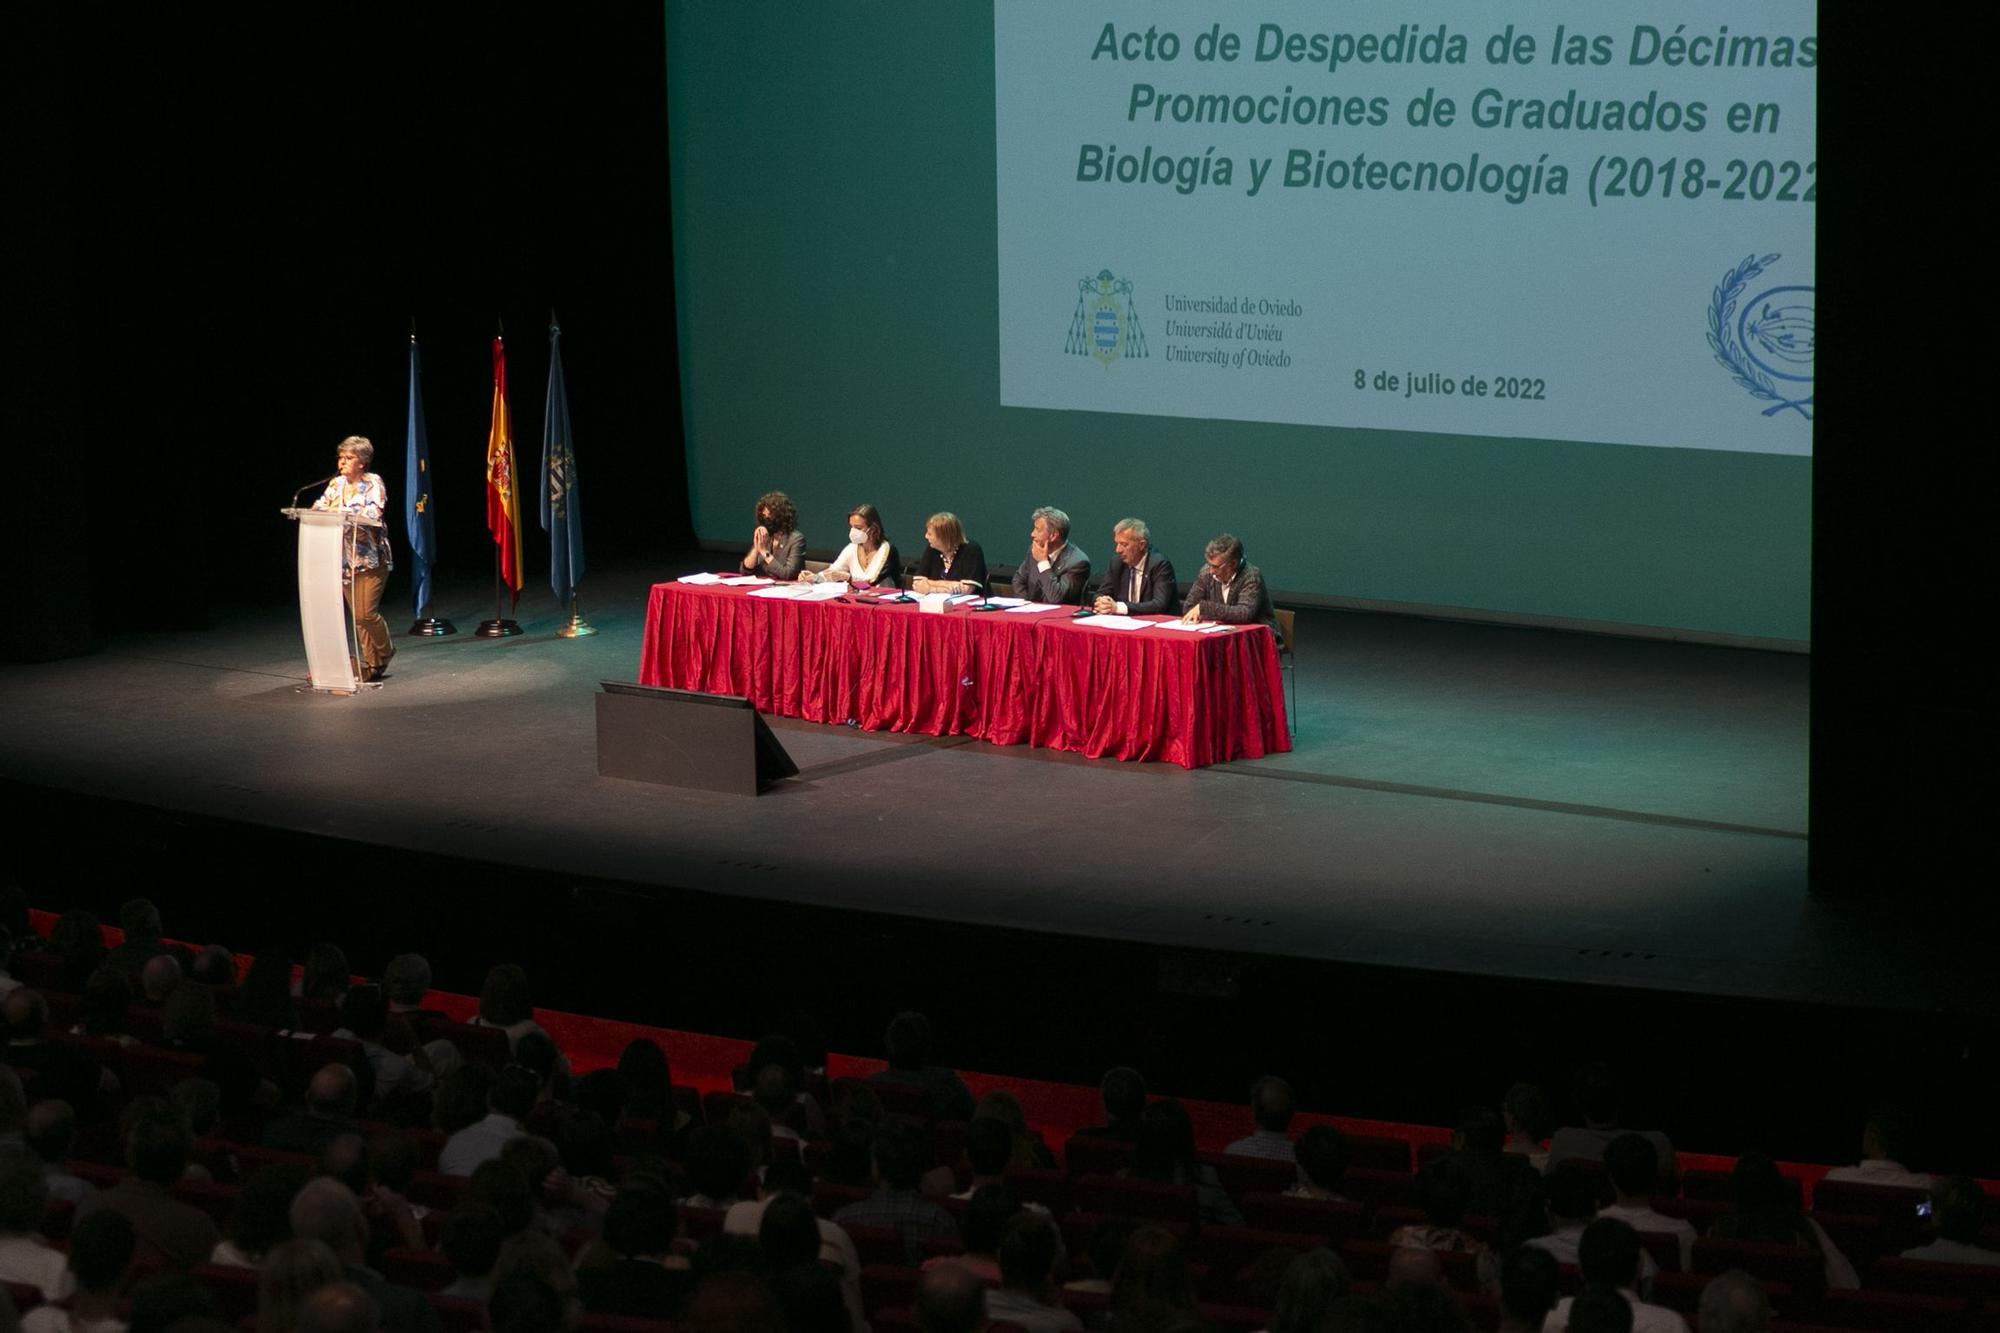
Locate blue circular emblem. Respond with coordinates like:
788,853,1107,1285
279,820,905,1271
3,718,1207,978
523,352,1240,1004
1736,285,1814,383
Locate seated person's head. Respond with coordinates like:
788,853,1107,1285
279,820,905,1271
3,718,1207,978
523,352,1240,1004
1543,1163,1597,1226
603,1178,678,1260
67,1210,139,1298
884,1011,933,1071
756,1191,822,1271
339,986,388,1041
751,1062,796,1122
1270,1249,1350,1333
915,1262,986,1333
466,1159,536,1237
295,1281,379,1333
123,1098,194,1185
963,1115,1014,1179
998,1211,1063,1293
1504,1082,1551,1143
1604,1134,1661,1200
1454,1106,1507,1155
319,1133,370,1196
960,1182,1023,1257
1100,1066,1147,1124
1415,1159,1472,1229
1500,1246,1559,1330
288,1178,370,1261
306,1064,359,1121
871,1119,929,1192
685,1124,753,1203
1250,1075,1296,1133
1296,1125,1350,1192
1566,1285,1634,1333
382,954,432,1008
1577,1218,1643,1290
440,1203,506,1279
1929,1175,1988,1245
489,1065,540,1123
1697,1270,1771,1333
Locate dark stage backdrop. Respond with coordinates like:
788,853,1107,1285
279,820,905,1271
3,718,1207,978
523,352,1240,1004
18,2,690,645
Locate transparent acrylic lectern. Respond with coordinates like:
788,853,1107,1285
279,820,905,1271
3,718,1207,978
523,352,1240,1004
280,507,384,694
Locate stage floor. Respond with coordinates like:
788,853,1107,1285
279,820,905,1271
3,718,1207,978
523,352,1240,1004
0,561,1962,1014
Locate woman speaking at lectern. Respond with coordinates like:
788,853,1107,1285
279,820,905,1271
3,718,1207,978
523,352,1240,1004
312,435,395,682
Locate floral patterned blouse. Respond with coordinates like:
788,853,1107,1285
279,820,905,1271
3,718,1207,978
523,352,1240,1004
312,473,395,573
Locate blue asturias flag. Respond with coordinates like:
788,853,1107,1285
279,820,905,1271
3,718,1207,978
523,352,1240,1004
404,334,439,616
540,319,584,602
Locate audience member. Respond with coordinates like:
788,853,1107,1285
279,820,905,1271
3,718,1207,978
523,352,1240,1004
1126,1098,1244,1227
915,1262,987,1333
1387,1160,1499,1290
430,1064,495,1138
382,954,445,1025
577,1178,691,1318
465,1159,536,1239
263,1065,361,1156
1503,1083,1554,1172
236,947,299,1032
25,1100,95,1205
256,1238,345,1333
137,955,181,1008
471,965,553,1052
435,1203,506,1301
832,1119,958,1262
212,1163,311,1268
1287,1124,1351,1201
1223,1075,1298,1160
1267,1249,1351,1333
72,970,139,1047
953,1116,1023,1202
489,1232,580,1327
1820,1105,1933,1189
1542,1219,1687,1333
76,1098,220,1270
438,1064,535,1176
102,900,167,976
288,1177,438,1333
299,944,351,1005
23,1211,135,1333
1899,1174,2000,1266
869,1011,976,1122
1694,1270,1769,1333
1062,1215,1136,1297
682,1124,754,1211
987,1211,1083,1333
1498,1247,1559,1333
0,1144,70,1299
1105,1225,1199,1333
1441,1107,1544,1249
976,1089,1056,1170
1562,1286,1634,1333
1069,1066,1147,1146
1598,1134,1695,1272
296,1281,380,1333
1706,1153,1857,1289
922,1183,1020,1283
331,985,434,1105
759,1192,852,1333
190,944,236,989
1525,1164,1649,1278
1544,1066,1674,1175
721,1159,863,1305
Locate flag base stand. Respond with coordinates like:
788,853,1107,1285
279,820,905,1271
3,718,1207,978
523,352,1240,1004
408,618,457,637
554,594,594,638
474,619,522,638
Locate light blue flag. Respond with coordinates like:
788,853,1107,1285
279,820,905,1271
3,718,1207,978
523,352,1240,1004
404,335,438,616
540,320,584,602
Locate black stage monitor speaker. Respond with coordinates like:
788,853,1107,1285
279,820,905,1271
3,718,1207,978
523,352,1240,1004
595,681,799,795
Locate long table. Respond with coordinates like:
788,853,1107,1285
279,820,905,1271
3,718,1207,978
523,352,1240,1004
637,582,1291,769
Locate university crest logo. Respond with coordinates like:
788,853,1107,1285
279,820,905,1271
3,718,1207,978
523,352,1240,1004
1708,254,1813,419
1065,269,1149,365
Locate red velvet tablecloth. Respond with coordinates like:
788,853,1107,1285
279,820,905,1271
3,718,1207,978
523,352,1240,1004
637,583,1291,769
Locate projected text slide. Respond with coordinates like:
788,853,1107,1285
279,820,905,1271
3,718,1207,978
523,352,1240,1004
995,2,1816,455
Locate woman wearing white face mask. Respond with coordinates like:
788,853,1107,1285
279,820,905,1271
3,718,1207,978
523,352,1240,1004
802,504,899,588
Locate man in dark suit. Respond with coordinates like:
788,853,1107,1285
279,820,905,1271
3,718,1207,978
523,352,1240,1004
1092,518,1177,615
1011,506,1091,604
1181,533,1279,635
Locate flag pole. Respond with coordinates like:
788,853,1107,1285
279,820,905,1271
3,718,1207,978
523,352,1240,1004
556,591,595,638
476,319,522,637
407,314,456,637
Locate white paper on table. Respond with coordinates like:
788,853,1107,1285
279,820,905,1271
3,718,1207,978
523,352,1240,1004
1002,602,1069,614
982,596,1028,607
1081,614,1150,631
747,583,813,599
718,575,774,587
1151,619,1232,633
944,593,983,605
677,572,724,585
800,582,849,600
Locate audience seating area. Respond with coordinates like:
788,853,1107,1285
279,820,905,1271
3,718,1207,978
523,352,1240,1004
3,903,1997,1333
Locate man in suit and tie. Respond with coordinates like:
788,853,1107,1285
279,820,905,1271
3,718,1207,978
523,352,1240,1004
1092,518,1177,615
1011,506,1092,604
1181,533,1279,635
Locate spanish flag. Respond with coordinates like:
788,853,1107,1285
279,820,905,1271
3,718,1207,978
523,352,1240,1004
485,335,524,604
